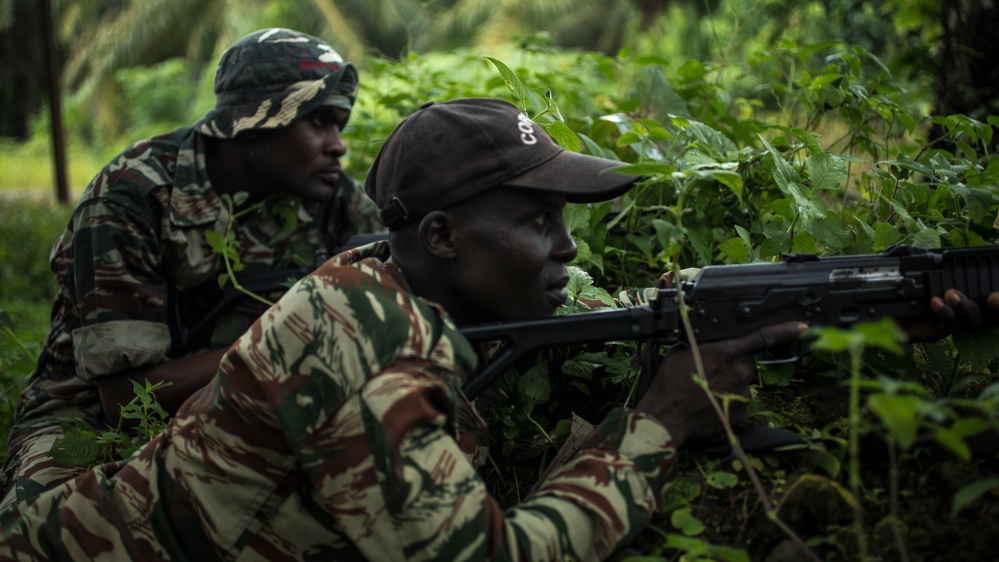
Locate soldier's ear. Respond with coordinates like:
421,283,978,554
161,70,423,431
419,210,458,259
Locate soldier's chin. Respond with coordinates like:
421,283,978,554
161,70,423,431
296,183,336,202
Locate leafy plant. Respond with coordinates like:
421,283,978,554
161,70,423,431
49,379,171,468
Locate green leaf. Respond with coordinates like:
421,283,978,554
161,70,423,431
793,448,841,478
565,265,594,300
932,426,972,461
613,162,677,177
663,534,750,562
705,471,739,489
670,506,705,536
49,425,101,467
204,229,226,253
617,131,642,146
718,237,751,264
760,135,801,189
578,285,615,307
561,358,595,379
853,319,905,355
873,222,903,251
806,152,848,192
541,121,580,152
230,191,250,207
484,57,528,102
953,329,999,371
518,363,551,402
868,393,921,449
952,478,999,517
910,228,942,249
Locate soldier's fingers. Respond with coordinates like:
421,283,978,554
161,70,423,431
735,321,808,355
944,289,983,326
930,295,958,329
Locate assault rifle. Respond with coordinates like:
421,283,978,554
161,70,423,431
176,242,998,400
459,244,998,399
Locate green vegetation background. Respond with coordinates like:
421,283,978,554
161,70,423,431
2,1,999,560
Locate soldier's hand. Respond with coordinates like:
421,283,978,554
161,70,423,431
903,290,999,343
635,322,807,448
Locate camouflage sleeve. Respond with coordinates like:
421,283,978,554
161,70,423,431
67,192,173,381
297,368,675,561
237,258,678,560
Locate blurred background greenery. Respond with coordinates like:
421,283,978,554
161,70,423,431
2,4,999,558
1,0,996,195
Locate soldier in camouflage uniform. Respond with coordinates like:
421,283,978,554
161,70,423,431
0,28,381,510
0,98,810,561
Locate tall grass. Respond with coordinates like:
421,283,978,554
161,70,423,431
0,196,72,461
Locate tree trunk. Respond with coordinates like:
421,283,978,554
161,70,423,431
934,0,999,122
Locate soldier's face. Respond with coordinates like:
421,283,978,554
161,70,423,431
446,188,578,325
243,106,350,202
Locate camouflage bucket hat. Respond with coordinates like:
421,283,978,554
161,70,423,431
194,28,358,139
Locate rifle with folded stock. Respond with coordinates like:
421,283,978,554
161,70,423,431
459,244,999,400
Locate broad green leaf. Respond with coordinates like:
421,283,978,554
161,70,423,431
484,57,528,102
705,471,739,489
718,227,753,264
806,152,848,192
651,219,684,253
791,231,817,254
794,448,841,478
868,393,920,449
664,534,750,562
613,163,678,177
518,363,551,403
910,228,942,249
670,506,705,536
49,426,101,467
578,285,615,307
952,477,999,517
873,222,903,251
760,135,801,189
881,153,933,177
565,266,594,300
712,170,744,203
671,476,702,502
933,426,972,461
853,319,905,354
230,192,249,207
563,204,591,236
541,121,579,152
578,133,612,159
809,215,853,252
561,358,594,379
204,229,226,253
953,329,999,371
617,131,642,146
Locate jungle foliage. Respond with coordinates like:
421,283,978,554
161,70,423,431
1,1,998,560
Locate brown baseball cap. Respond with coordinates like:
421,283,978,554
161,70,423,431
364,98,641,230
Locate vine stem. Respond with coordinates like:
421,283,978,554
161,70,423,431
847,342,870,560
675,282,822,562
220,195,275,307
669,173,820,562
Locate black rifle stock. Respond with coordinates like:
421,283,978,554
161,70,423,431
458,245,999,400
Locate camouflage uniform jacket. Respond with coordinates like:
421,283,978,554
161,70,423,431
0,241,678,561
1,125,379,502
